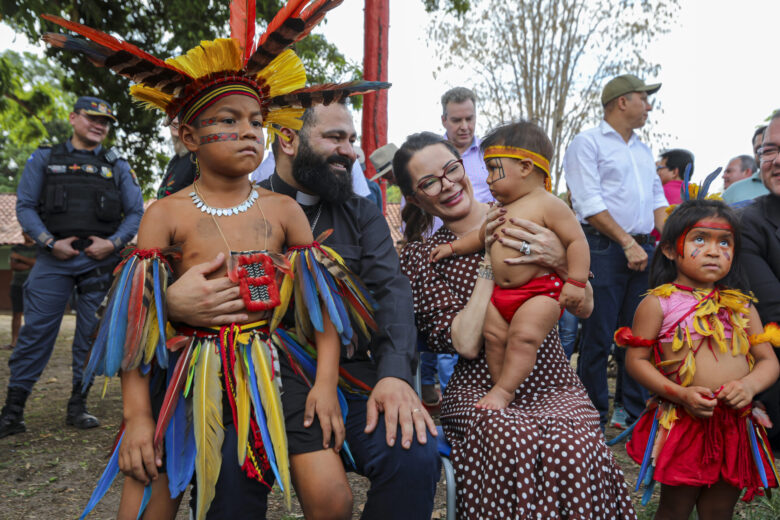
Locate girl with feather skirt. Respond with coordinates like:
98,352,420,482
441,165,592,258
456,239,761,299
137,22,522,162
616,199,780,519
38,2,387,519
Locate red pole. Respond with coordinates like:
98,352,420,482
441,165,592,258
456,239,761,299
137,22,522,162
362,0,389,213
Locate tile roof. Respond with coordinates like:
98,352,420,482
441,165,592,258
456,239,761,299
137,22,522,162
385,203,403,251
0,193,23,245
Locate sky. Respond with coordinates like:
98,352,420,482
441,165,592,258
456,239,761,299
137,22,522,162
2,0,779,192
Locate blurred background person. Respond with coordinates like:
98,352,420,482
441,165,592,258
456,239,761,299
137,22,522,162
5,233,37,351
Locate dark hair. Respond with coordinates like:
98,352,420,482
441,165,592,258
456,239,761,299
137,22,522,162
393,132,460,243
659,149,694,180
753,125,767,145
480,119,553,178
441,87,476,116
650,199,747,291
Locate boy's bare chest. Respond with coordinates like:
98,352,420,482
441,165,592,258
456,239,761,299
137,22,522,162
174,207,283,276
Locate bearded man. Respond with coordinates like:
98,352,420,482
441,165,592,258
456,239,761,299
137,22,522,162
164,100,441,519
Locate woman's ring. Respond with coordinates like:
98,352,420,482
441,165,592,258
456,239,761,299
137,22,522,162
412,408,421,414
520,241,532,255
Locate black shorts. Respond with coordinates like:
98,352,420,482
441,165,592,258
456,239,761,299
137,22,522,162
279,349,328,454
10,284,24,313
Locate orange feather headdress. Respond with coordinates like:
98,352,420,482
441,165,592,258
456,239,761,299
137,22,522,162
41,0,388,140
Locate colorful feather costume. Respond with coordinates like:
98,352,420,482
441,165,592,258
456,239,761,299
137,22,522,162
39,1,386,518
614,283,780,503
40,0,390,142
79,241,375,519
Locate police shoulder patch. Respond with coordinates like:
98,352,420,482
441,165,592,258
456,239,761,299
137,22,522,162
100,166,113,179
129,169,139,186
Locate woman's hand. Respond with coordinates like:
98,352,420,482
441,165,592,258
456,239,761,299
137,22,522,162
484,204,506,253
304,383,346,451
498,218,566,275
118,414,161,485
680,386,717,418
166,253,248,326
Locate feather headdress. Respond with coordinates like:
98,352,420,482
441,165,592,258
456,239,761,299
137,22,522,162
41,0,388,139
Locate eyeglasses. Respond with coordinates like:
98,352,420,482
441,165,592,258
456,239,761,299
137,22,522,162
759,145,780,163
656,165,668,172
78,111,111,126
414,159,465,196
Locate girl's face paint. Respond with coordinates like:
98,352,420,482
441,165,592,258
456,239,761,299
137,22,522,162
673,216,735,288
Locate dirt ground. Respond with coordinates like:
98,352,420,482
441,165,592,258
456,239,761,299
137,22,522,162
1,314,778,519
0,315,448,520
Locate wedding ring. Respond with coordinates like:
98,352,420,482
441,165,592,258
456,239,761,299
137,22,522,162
520,241,532,256
412,408,421,414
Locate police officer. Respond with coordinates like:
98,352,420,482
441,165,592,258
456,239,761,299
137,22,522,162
0,96,144,438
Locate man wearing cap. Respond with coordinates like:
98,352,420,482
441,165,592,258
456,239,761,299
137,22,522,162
0,96,144,438
563,74,667,431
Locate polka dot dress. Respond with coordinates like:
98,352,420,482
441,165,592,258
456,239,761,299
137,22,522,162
401,228,637,519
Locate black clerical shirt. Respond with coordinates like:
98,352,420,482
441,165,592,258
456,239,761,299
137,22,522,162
260,173,417,387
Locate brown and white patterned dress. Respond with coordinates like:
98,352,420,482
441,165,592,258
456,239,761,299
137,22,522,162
401,227,637,519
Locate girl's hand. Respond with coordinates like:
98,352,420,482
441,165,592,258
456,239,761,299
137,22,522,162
680,386,717,418
716,380,755,410
304,383,345,451
118,414,161,485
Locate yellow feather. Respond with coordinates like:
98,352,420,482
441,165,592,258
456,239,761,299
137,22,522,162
271,273,293,332
129,85,174,113
659,405,678,430
250,335,291,510
648,284,675,298
265,107,305,134
750,323,780,347
678,351,696,387
256,49,306,97
193,340,224,520
143,300,159,365
234,345,249,466
166,38,243,80
672,326,684,352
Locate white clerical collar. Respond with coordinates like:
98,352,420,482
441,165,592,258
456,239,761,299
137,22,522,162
296,191,320,206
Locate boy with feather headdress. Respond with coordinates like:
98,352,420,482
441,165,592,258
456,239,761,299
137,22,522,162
40,1,388,518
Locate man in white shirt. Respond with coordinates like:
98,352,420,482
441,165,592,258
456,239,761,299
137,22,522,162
563,74,667,431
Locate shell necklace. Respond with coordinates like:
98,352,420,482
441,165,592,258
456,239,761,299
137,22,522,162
190,181,258,216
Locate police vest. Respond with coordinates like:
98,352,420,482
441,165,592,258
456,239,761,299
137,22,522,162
39,143,123,239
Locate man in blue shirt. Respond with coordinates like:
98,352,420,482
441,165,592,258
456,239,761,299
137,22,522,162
0,96,144,438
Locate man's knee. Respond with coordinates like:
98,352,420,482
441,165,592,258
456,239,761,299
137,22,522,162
372,432,441,484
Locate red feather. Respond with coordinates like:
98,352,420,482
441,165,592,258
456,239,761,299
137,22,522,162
613,327,655,348
122,261,147,370
230,0,257,64
41,14,181,74
154,340,194,448
256,0,308,48
298,0,344,39
342,287,378,332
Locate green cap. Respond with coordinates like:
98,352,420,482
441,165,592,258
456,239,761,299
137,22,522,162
601,74,661,106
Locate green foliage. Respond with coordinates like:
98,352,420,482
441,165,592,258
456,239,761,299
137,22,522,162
0,0,360,195
422,0,471,16
0,50,74,193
